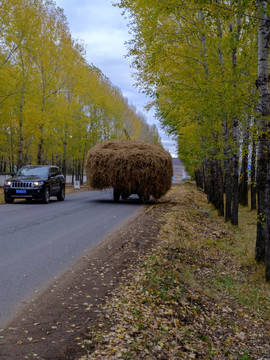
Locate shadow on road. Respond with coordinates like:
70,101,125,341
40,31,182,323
92,198,156,206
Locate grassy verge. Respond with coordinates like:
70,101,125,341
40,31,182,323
73,184,269,358
0,187,3,202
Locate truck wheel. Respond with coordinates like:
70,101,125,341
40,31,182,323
121,190,129,200
140,193,150,202
144,194,150,202
113,189,120,202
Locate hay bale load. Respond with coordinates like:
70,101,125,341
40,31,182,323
85,140,173,201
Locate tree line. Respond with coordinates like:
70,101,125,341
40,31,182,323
0,0,161,180
116,0,270,280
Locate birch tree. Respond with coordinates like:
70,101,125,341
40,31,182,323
117,0,256,222
255,0,270,281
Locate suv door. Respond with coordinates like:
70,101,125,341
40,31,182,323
49,167,60,195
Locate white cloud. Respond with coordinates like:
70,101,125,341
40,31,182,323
74,29,128,60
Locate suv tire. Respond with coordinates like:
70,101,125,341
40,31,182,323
4,195,14,204
57,185,65,201
43,187,50,204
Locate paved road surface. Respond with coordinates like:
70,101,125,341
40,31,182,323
0,190,142,328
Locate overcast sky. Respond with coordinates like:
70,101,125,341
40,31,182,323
54,0,177,156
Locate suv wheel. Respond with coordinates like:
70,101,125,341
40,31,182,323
43,187,50,204
4,195,14,204
57,185,65,201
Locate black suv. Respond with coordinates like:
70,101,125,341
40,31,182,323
4,165,65,204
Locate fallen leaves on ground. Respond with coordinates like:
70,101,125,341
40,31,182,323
79,183,270,360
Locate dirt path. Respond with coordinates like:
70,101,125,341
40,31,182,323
0,190,171,359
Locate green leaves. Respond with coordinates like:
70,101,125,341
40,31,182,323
116,0,258,176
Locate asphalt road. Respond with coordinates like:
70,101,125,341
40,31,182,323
0,190,142,328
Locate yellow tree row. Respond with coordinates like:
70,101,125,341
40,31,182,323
117,0,270,280
0,0,161,175
117,0,257,221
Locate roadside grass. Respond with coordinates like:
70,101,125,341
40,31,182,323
206,200,269,317
79,183,270,359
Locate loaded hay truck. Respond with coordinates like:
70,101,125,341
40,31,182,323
85,140,173,202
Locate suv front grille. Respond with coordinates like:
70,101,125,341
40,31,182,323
11,182,33,188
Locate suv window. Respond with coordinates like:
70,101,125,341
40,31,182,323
50,167,59,176
17,166,49,177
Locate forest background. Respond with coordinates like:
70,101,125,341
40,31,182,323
0,0,160,180
115,0,270,281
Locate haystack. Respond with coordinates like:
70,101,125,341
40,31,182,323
85,140,173,200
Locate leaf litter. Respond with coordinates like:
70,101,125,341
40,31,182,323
1,183,270,360
79,183,270,360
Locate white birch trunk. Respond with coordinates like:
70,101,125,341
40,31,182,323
257,2,270,117
256,1,270,280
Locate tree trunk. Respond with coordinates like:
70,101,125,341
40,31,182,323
239,117,251,207
250,131,257,210
265,152,270,280
256,1,270,276
210,160,216,205
62,123,68,177
256,134,267,262
214,159,224,216
203,159,211,203
223,120,232,222
203,157,224,216
230,119,240,226
230,15,241,226
17,97,24,170
195,168,204,189
239,153,249,207
231,141,239,226
37,133,44,165
250,135,257,210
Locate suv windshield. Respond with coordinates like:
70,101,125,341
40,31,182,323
17,167,49,177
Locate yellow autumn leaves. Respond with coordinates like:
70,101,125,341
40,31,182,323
0,0,160,173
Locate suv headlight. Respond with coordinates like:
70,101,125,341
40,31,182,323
33,181,44,187
5,180,12,186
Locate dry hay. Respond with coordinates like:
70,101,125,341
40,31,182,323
85,140,173,200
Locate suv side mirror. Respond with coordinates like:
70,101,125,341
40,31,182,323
11,172,16,176
49,172,56,178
